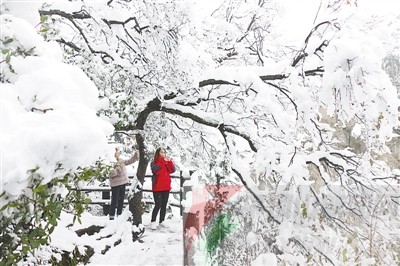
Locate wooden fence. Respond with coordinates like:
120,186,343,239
77,171,191,215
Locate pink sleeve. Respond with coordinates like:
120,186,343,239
124,151,139,165
109,166,122,178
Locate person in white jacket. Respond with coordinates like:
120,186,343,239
108,148,139,220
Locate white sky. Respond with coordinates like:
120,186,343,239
357,0,400,14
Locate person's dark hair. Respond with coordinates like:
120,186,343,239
154,147,164,161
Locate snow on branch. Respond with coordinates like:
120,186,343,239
198,70,323,88
291,20,337,67
39,9,114,63
39,9,91,20
161,102,258,152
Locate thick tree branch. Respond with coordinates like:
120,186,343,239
198,70,323,88
39,9,91,20
199,74,288,88
304,66,324,76
199,79,240,88
259,73,288,81
39,9,114,63
102,17,149,34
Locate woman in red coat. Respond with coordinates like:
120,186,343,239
150,147,175,229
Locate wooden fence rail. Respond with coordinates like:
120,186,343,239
77,172,191,215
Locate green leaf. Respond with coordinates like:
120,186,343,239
39,238,47,245
49,216,57,226
84,198,92,204
40,15,48,23
33,185,47,194
22,245,30,255
27,167,39,174
0,204,9,211
5,53,11,63
3,38,13,45
347,232,357,244
1,49,9,54
31,240,39,249
8,202,20,208
49,225,55,234
301,203,307,218
342,248,348,262
21,234,28,244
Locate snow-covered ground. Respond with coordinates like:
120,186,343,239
89,211,183,265
46,205,184,266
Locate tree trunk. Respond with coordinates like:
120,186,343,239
129,133,149,226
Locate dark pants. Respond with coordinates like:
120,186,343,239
151,191,170,223
109,184,126,218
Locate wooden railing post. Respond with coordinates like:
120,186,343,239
179,170,183,216
182,170,194,266
102,188,110,215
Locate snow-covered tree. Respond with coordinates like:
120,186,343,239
0,2,114,264
40,0,400,264
2,0,399,264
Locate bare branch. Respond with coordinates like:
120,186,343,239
265,82,298,119
56,38,81,52
217,126,281,224
291,21,331,67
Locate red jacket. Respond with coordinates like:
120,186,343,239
151,158,175,192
